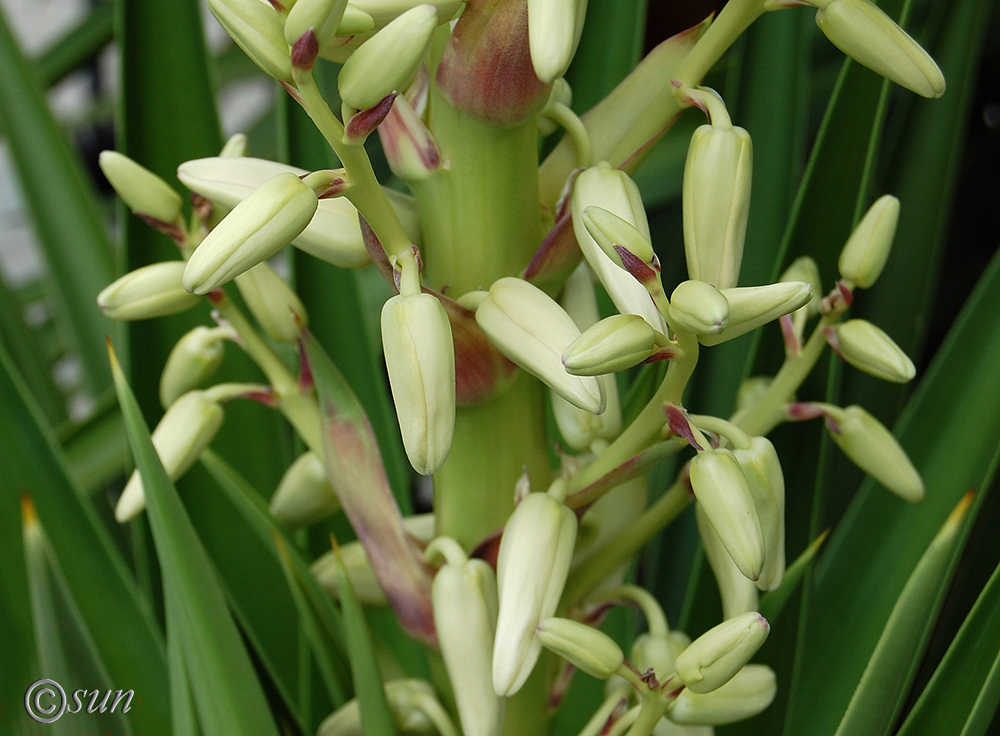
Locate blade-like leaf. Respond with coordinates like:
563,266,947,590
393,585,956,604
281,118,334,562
35,1,113,87
109,342,279,736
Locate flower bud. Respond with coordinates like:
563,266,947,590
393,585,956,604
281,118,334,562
178,156,402,268
682,123,752,289
338,5,437,111
317,678,436,736
184,173,318,294
269,452,340,529
780,257,823,340
571,163,665,331
538,617,624,679
562,314,662,376
381,292,456,475
527,0,588,83
284,0,350,50
823,404,923,502
207,0,292,81
234,262,308,343
159,326,229,407
815,0,945,98
827,319,915,383
115,391,224,522
493,491,577,696
668,280,730,336
732,438,785,592
689,449,765,582
538,77,572,136
377,92,440,182
432,546,503,736
582,205,659,276
669,664,776,725
696,505,759,620
98,151,183,225
476,277,605,414
347,0,461,30
838,194,900,288
97,261,201,321
699,282,812,347
219,133,248,158
673,612,769,694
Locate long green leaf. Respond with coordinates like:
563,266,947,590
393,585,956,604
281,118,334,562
0,7,115,392
0,339,169,732
35,1,113,87
109,343,279,736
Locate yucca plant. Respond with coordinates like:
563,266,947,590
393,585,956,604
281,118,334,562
1,1,998,735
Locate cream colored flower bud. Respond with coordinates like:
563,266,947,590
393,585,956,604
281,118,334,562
674,612,769,694
178,156,405,268
689,449,765,582
335,5,376,34
683,123,752,289
838,195,900,288
669,664,776,725
829,319,915,382
184,173,318,294
696,505,759,620
432,545,503,736
269,452,340,529
98,151,182,225
527,0,588,83
824,404,923,502
381,292,456,475
284,0,350,48
582,205,658,275
571,163,665,331
493,491,578,697
338,5,437,110
317,679,436,736
159,326,229,407
313,538,387,605
538,618,624,680
98,261,201,321
815,0,945,98
347,0,461,30
115,391,224,522
668,280,730,336
219,133,248,158
562,314,662,376
539,77,573,136
207,0,292,81
699,282,812,347
234,262,308,343
732,438,785,592
476,277,605,414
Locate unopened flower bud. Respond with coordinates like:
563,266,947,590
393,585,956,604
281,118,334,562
814,0,945,98
493,491,577,697
97,261,201,321
732,437,785,592
347,0,461,30
673,612,769,694
827,319,915,383
317,678,436,736
582,205,659,277
683,123,752,289
269,452,340,528
476,277,605,414
207,0,292,81
338,5,437,111
382,292,456,475
689,449,765,581
159,326,229,407
219,133,248,158
284,0,350,50
538,617,624,680
538,77,573,136
838,195,900,288
696,505,759,620
98,151,182,225
234,262,308,343
431,540,503,736
700,282,812,347
668,281,730,336
527,0,588,83
116,391,224,522
780,257,823,340
669,664,776,725
823,404,923,502
572,163,665,331
377,92,440,182
562,314,663,376
184,173,318,294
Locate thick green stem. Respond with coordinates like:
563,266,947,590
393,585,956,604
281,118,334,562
673,0,769,88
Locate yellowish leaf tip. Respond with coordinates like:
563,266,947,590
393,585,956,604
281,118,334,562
20,493,38,528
